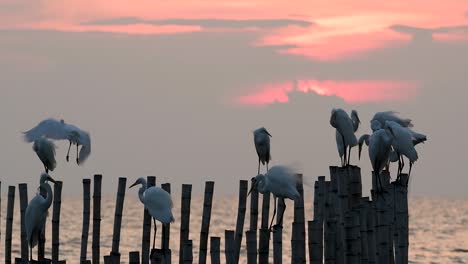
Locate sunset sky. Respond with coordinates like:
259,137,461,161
1,0,467,197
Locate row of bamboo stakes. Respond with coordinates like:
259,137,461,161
0,165,409,263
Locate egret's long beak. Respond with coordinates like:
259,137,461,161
266,131,272,137
358,143,363,160
129,181,138,189
47,175,57,184
247,178,256,196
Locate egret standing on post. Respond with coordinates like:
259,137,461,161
25,173,56,262
368,129,393,191
23,118,91,165
371,111,413,132
32,137,57,173
129,177,175,250
253,127,272,174
248,165,300,231
330,109,358,166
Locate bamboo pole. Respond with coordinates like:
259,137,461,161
233,180,248,263
198,181,214,264
18,183,29,263
52,181,63,262
80,179,91,264
179,184,192,264
344,209,361,264
308,220,322,264
159,183,172,264
182,240,193,264
394,174,409,264
210,237,221,264
224,230,235,264
330,166,346,264
374,171,391,264
110,177,127,263
324,218,336,264
5,186,15,264
258,192,270,263
367,199,377,264
245,230,257,264
273,198,285,264
359,197,370,264
347,166,362,209
292,174,306,264
312,176,326,264
92,174,102,264
129,252,140,264
142,176,156,264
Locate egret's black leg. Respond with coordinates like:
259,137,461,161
408,162,413,178
266,162,269,172
347,146,352,166
30,244,32,262
66,141,72,162
342,134,347,166
269,196,277,231
152,218,157,249
76,144,80,164
258,159,260,175
277,198,286,227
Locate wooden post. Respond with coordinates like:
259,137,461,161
367,199,377,264
248,180,259,264
92,174,102,264
374,171,391,264
179,184,192,264
129,252,140,264
182,240,193,264
359,197,370,264
394,174,409,264
324,218,337,264
291,174,306,264
330,166,346,264
80,179,91,263
224,230,235,264
18,183,29,263
110,177,127,263
308,220,322,264
258,192,270,263
198,181,214,264
234,180,248,263
344,209,361,264
273,198,285,264
159,183,172,263
5,186,15,264
210,237,221,264
246,230,257,264
52,181,63,262
142,176,156,264
347,166,362,209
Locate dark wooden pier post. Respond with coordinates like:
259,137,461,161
80,179,91,264
198,181,214,264
18,183,29,263
258,192,270,263
291,174,306,264
92,174,102,264
394,174,409,264
52,181,64,263
179,184,192,264
273,198,285,264
182,240,193,264
5,186,15,264
247,180,259,264
142,176,156,264
109,177,127,263
129,252,140,264
210,237,221,264
233,180,248,263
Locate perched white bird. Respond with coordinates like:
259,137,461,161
385,121,426,178
358,134,370,160
330,108,358,166
129,177,175,249
253,127,272,174
371,111,412,132
25,173,56,261
32,137,57,173
368,129,393,191
248,165,300,230
23,118,91,165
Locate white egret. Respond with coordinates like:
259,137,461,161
371,111,413,132
25,173,56,262
358,134,370,160
32,137,57,173
368,129,393,191
253,127,272,174
248,165,300,230
336,110,360,166
330,108,358,166
23,118,91,165
129,177,175,249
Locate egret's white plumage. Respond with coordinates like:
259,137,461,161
32,137,57,173
253,127,272,174
368,129,393,191
371,111,412,132
25,173,56,261
23,118,91,164
331,108,358,166
130,177,174,248
249,165,300,230
358,134,370,160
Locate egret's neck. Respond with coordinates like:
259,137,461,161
257,177,269,194
41,182,54,209
138,182,147,204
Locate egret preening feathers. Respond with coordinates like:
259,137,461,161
368,129,393,190
330,108,359,166
248,165,300,231
129,177,175,249
23,118,91,165
371,111,413,132
25,173,56,262
32,137,57,173
253,127,272,174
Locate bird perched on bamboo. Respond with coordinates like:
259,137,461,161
23,118,91,165
25,173,56,262
32,137,57,173
371,111,413,132
368,129,393,191
330,108,358,166
248,165,300,231
253,127,272,174
129,177,175,249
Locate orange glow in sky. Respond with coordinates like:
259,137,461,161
235,80,419,106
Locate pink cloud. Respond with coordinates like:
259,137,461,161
235,79,419,106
